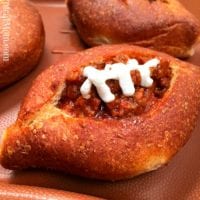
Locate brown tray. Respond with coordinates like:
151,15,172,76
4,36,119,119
0,0,200,199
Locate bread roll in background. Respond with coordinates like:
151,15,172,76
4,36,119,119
67,0,200,58
0,0,45,89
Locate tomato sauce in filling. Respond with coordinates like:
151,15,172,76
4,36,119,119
57,56,172,118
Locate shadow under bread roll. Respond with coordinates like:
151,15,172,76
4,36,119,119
0,44,200,181
0,0,45,89
67,0,200,58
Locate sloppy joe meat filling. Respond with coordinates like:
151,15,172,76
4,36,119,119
57,55,172,118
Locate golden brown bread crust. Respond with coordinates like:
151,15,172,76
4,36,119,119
67,0,200,58
0,182,103,200
0,0,45,89
1,44,200,181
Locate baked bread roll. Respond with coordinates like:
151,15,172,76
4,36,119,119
67,0,200,58
0,0,45,89
1,44,200,181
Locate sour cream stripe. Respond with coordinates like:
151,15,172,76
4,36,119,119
80,58,160,103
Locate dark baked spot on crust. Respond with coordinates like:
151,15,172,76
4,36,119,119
57,56,172,119
148,0,169,3
50,81,60,92
119,0,129,5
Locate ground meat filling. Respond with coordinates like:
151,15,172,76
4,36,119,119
57,57,172,118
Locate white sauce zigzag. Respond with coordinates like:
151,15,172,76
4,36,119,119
80,58,160,103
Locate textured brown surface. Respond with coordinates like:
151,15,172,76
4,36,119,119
0,0,45,89
68,0,200,58
0,182,104,200
0,0,200,199
1,44,200,182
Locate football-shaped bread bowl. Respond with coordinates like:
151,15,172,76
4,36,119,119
0,0,44,89
1,44,200,181
67,0,200,58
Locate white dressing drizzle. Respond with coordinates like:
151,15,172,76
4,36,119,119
80,58,160,103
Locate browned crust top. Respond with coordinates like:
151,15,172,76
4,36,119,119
67,0,200,57
1,44,200,180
